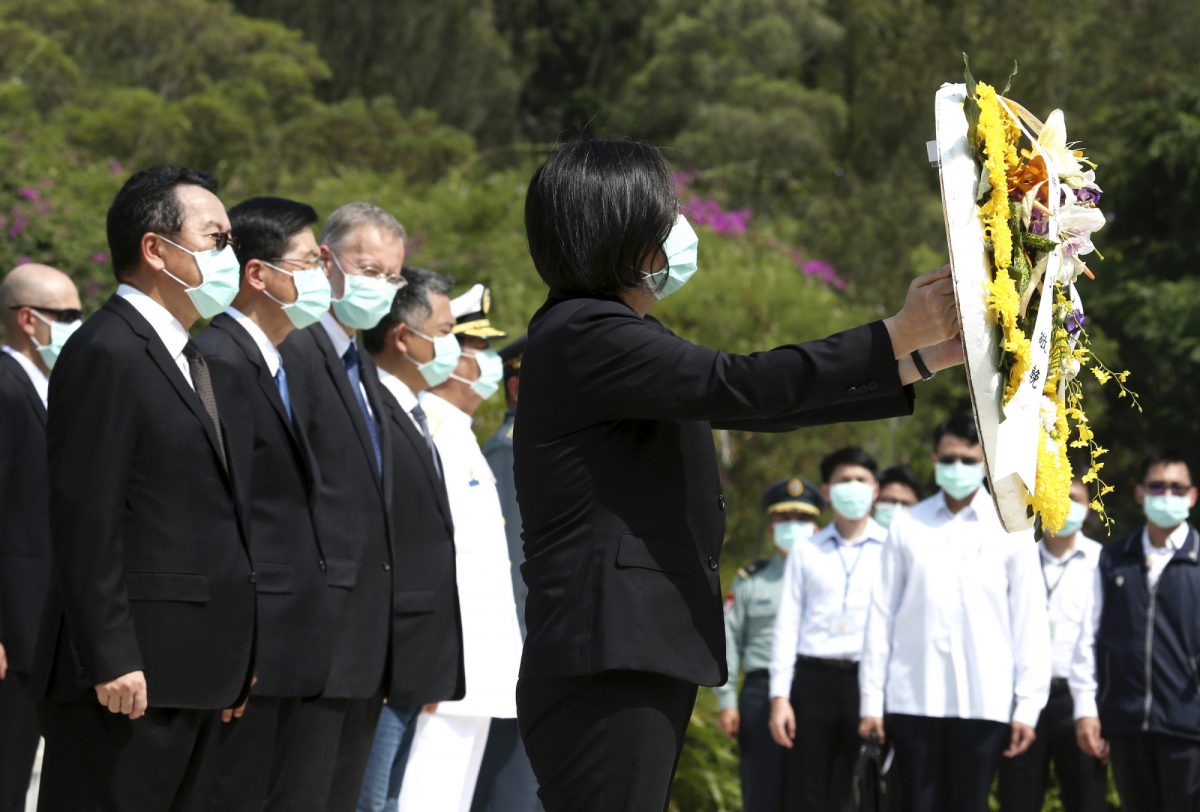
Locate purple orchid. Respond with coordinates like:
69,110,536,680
1065,309,1088,335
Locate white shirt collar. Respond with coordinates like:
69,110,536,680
117,283,190,361
225,306,280,376
418,390,472,431
1039,536,1092,565
377,367,419,414
1,345,49,406
1141,522,1191,557
935,486,994,521
815,517,888,547
320,311,353,359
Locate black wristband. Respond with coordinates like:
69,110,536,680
911,349,935,381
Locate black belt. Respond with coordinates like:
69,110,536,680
744,669,769,680
1051,677,1070,692
795,654,859,672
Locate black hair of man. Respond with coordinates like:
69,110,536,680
524,139,678,297
819,446,879,484
227,197,319,270
106,165,219,280
879,464,924,500
932,413,980,448
1139,448,1193,483
361,266,454,355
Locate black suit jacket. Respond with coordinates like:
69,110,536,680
514,294,914,687
0,353,51,676
279,322,392,699
376,384,466,704
196,314,341,698
34,295,255,709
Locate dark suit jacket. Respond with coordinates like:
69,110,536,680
0,353,51,676
279,322,392,699
196,314,340,698
376,384,465,704
514,294,914,687
34,295,255,709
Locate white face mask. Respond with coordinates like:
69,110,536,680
29,309,82,369
156,235,241,319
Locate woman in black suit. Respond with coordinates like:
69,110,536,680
513,139,961,811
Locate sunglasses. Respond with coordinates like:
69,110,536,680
938,455,982,466
9,305,84,323
1144,481,1193,497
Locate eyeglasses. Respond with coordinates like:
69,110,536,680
264,255,322,269
328,251,406,287
1144,481,1193,496
938,455,982,466
162,231,237,252
9,305,84,323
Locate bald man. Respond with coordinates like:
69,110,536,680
0,263,81,812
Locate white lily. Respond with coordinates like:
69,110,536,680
1038,110,1088,188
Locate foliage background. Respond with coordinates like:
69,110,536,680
3,0,1197,807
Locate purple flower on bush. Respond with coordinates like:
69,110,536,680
84,280,103,299
1075,186,1102,205
92,251,109,264
8,215,28,238
109,160,124,176
1065,309,1087,335
18,187,39,202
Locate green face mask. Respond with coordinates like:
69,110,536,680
157,235,241,319
1144,494,1191,529
262,263,332,330
935,461,985,500
30,310,81,369
329,252,401,330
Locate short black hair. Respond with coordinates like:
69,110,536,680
1139,449,1193,483
879,465,924,500
524,139,678,297
820,447,879,483
228,197,319,269
106,165,219,279
362,266,454,355
932,413,979,448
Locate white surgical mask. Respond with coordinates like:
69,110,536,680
407,329,461,388
829,481,875,521
773,520,816,552
329,252,402,330
262,262,332,330
873,502,903,528
29,310,81,369
451,348,503,399
643,214,699,300
1054,500,1088,537
157,235,241,319
1144,493,1191,529
935,460,985,501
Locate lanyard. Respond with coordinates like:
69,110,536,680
833,536,866,613
1041,550,1081,603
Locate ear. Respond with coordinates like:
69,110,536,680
821,484,831,501
142,232,168,271
1190,487,1198,509
14,306,38,337
392,322,410,356
1135,485,1145,506
505,375,519,404
244,259,268,292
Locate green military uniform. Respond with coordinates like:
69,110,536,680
716,555,787,711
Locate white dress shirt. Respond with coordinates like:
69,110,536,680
1040,535,1101,679
225,306,280,375
419,391,522,719
1,345,49,406
320,311,373,418
117,283,193,388
376,367,421,432
1069,521,1192,719
769,519,887,699
859,489,1051,727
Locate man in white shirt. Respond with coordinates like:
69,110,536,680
1070,451,1200,812
859,414,1051,812
768,447,887,810
998,476,1107,812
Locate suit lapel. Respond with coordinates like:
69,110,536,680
311,326,382,490
386,398,453,531
0,353,46,426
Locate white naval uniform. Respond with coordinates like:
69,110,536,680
397,392,523,812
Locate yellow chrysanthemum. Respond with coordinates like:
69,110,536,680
1032,395,1072,533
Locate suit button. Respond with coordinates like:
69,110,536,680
382,561,391,572
867,381,879,393
706,556,718,571
248,572,257,584
846,386,857,395
318,559,327,572
717,494,725,511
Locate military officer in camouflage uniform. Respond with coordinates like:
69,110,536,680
717,477,825,812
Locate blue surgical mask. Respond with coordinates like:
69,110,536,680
1145,494,1191,530
935,461,985,501
830,481,875,521
407,329,461,388
873,502,903,528
773,520,815,552
30,310,81,370
329,252,401,330
643,214,699,300
262,263,332,330
1054,500,1088,537
453,349,503,399
157,235,241,319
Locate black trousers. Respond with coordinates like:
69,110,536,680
264,694,384,812
37,700,221,812
997,680,1107,812
470,717,543,812
0,673,40,812
784,657,861,812
516,670,698,812
738,670,785,812
203,695,309,811
885,714,1008,812
1109,731,1200,812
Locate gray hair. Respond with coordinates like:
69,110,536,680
361,266,455,354
321,202,407,253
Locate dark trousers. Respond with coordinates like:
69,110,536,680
997,680,1107,812
203,695,308,811
470,717,543,812
738,670,785,812
1109,731,1200,812
885,714,1008,812
265,694,384,812
516,670,698,812
37,700,221,812
784,657,861,812
0,673,40,812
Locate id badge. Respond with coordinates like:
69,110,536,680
828,612,857,636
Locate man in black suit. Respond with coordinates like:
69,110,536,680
33,166,255,811
355,266,466,810
277,202,406,811
0,263,81,812
194,197,341,810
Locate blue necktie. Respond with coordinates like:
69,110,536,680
274,364,293,424
342,344,382,475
